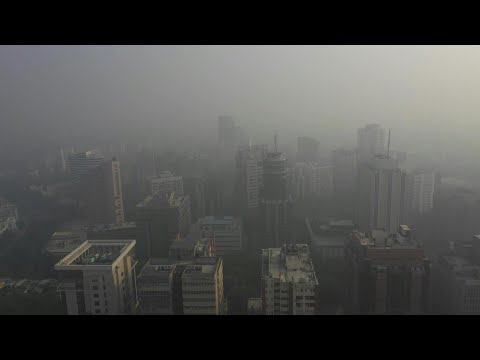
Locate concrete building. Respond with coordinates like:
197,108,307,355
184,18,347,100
356,155,406,234
345,226,431,315
137,256,224,315
136,260,177,315
87,222,137,240
332,148,357,203
261,244,318,315
136,193,192,260
297,136,319,163
195,216,243,256
261,152,293,248
67,150,105,183
357,124,385,164
55,240,138,315
148,171,184,197
305,218,354,262
78,158,125,226
295,163,334,199
0,197,19,221
182,257,225,315
433,255,480,315
169,232,216,260
183,176,206,222
45,230,86,261
235,145,268,213
410,170,436,214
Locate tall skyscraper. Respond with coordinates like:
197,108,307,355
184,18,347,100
67,149,105,183
136,193,192,260
297,136,319,163
357,124,385,164
356,155,406,234
80,158,125,225
332,148,357,203
55,240,138,315
410,170,436,214
260,151,293,248
294,162,334,199
261,244,319,315
183,176,206,222
235,144,268,214
345,226,431,315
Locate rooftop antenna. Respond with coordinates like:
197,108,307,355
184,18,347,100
387,129,391,158
274,131,278,152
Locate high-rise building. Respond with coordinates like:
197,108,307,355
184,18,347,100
183,176,206,222
55,239,138,315
433,255,480,315
410,170,436,214
260,152,293,248
261,244,319,315
357,124,385,164
297,136,319,163
137,251,224,315
345,226,431,315
295,162,334,199
218,115,236,148
135,193,192,260
148,171,184,197
235,144,268,213
332,148,357,203
356,155,406,234
195,216,243,256
80,158,125,225
67,150,105,183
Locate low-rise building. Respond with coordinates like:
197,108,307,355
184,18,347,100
305,218,353,262
87,222,137,240
55,239,138,315
45,230,86,261
195,216,242,255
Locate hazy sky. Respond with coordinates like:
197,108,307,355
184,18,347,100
2,45,480,155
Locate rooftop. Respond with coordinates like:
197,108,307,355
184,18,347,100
262,244,318,285
350,226,421,249
55,240,135,268
137,194,187,210
88,222,136,232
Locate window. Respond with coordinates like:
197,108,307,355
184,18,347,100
93,294,99,298
95,309,101,314
94,301,100,306
92,286,98,291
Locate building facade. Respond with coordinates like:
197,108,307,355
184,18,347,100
261,244,319,315
195,216,243,256
149,171,184,197
55,240,138,315
345,226,431,315
357,124,385,164
136,194,192,260
297,136,319,163
356,155,406,234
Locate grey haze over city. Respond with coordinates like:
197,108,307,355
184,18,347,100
2,45,480,316
2,46,480,155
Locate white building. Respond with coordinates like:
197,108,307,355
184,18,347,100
356,155,406,234
295,162,334,199
149,171,184,197
357,124,385,164
195,216,243,256
261,244,318,315
410,170,436,214
55,239,138,315
235,145,268,212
